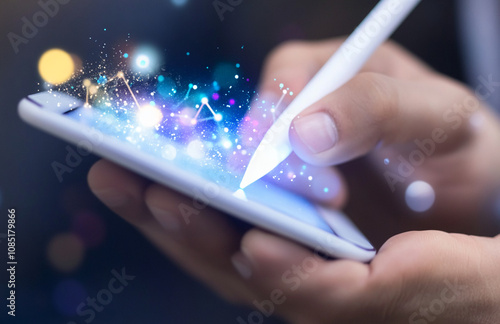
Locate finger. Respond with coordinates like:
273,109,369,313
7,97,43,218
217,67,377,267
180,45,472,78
247,39,432,128
89,160,257,303
144,183,242,264
289,72,473,166
87,159,153,225
230,229,373,321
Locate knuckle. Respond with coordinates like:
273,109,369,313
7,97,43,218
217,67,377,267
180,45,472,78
350,72,399,125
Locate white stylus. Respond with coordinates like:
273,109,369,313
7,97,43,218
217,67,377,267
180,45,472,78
240,0,421,189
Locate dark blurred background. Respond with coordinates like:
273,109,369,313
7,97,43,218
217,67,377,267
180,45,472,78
0,0,466,323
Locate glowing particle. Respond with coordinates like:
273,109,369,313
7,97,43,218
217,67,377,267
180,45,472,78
136,54,150,68
279,83,284,89
186,52,190,55
158,75,165,82
83,79,91,87
137,105,163,127
224,127,229,132
324,188,329,193
97,75,107,85
384,158,390,165
236,63,240,68
308,176,313,181
187,140,205,159
123,53,129,58
89,85,98,95
193,85,198,90
38,49,75,85
201,97,209,104
162,144,177,160
104,28,107,31
212,93,220,100
235,75,239,79
405,181,435,213
222,140,232,149
150,101,156,106
214,113,223,122
229,99,236,105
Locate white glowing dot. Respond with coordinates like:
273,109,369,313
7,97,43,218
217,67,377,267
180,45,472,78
224,127,229,133
236,145,241,150
222,140,232,149
187,140,205,159
308,176,313,181
192,85,198,90
214,113,223,122
136,55,150,68
235,75,239,79
201,97,208,104
162,145,177,160
405,181,435,213
137,106,163,127
283,89,287,94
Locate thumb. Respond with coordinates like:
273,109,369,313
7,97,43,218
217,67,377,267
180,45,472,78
289,72,474,166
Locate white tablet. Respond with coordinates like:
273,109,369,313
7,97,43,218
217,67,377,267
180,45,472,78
18,91,375,262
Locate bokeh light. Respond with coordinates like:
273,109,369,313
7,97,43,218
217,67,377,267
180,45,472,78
38,49,75,85
405,181,436,213
71,211,106,248
162,144,177,160
47,233,85,273
179,107,197,126
171,0,188,6
52,279,87,316
131,45,161,74
187,140,205,159
137,105,163,128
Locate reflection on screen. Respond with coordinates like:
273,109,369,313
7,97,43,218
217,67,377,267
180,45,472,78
64,106,335,234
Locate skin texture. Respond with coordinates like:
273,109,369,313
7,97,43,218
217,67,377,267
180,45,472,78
88,39,500,323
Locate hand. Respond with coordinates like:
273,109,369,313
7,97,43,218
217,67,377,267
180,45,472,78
87,160,500,323
87,38,500,323
241,39,500,244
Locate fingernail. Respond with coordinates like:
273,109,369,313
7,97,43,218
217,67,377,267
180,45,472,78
293,112,338,154
231,251,252,279
93,189,129,208
149,207,181,231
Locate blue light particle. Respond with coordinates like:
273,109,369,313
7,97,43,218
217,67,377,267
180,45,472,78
279,83,284,89
384,158,390,165
158,75,165,82
236,63,240,68
186,52,190,56
97,75,108,85
150,101,156,106
323,187,329,193
123,53,129,58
